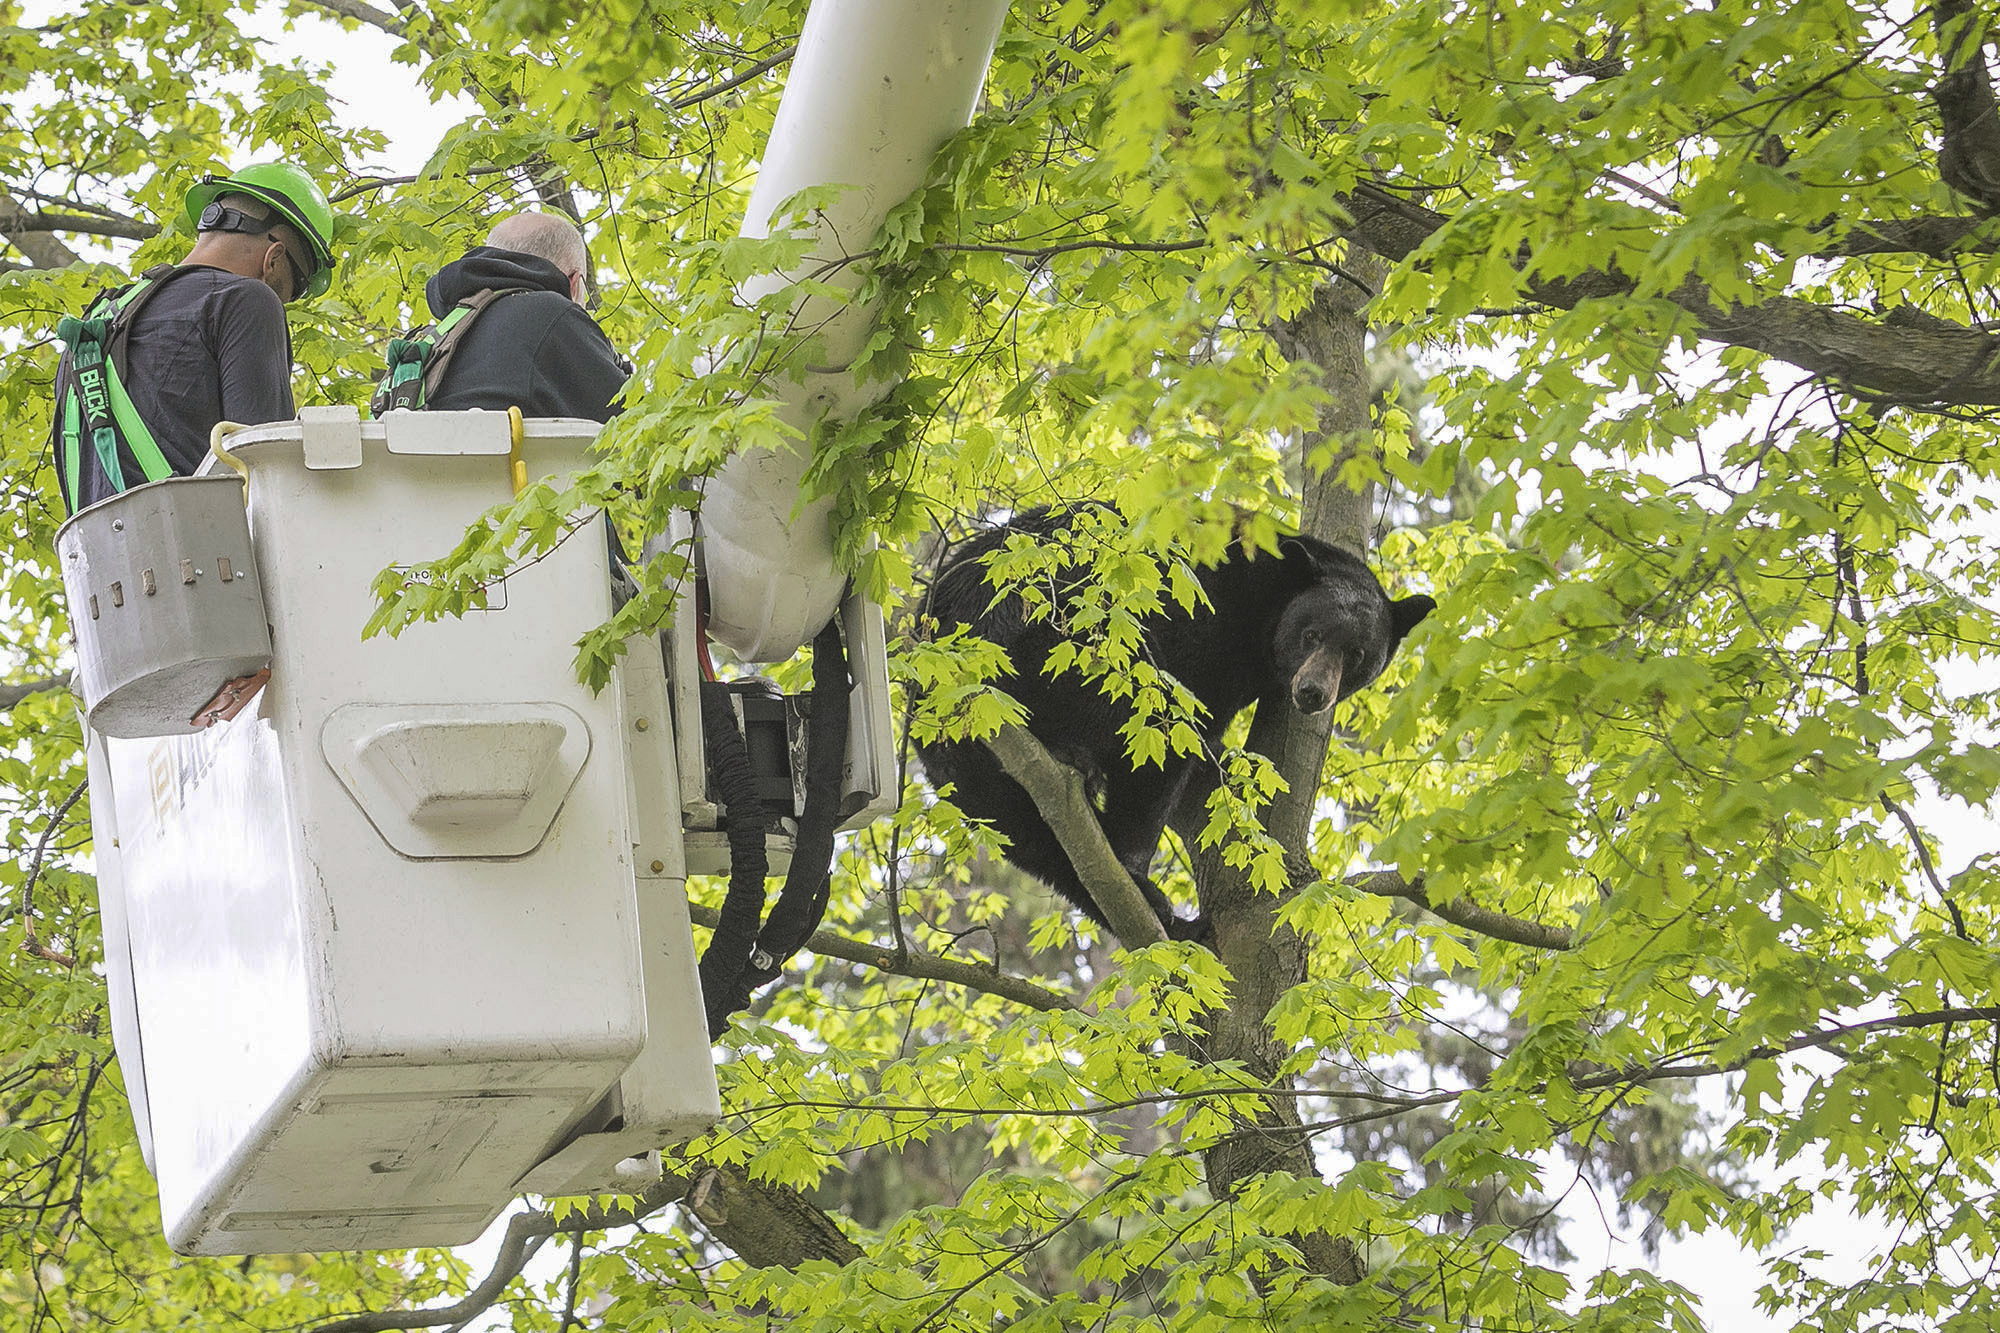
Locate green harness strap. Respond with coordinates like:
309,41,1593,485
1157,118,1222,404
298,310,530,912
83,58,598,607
377,333,434,407
55,271,184,511
370,291,519,415
60,390,81,510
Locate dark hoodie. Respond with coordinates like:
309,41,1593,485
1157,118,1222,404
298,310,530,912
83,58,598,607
422,246,629,422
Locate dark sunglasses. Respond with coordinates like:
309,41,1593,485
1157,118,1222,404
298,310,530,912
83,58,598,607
268,234,311,296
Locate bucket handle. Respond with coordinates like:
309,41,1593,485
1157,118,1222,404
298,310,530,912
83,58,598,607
507,406,527,497
208,421,251,503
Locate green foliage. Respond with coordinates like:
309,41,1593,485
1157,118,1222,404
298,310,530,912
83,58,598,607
3,0,1999,1330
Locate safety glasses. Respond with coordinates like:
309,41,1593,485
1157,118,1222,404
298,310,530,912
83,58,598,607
270,236,312,300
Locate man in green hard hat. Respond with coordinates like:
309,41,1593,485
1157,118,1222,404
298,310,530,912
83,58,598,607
49,161,337,513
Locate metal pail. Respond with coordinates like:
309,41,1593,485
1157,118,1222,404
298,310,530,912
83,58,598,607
56,476,272,738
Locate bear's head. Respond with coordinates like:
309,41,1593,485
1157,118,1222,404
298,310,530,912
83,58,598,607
1270,538,1435,716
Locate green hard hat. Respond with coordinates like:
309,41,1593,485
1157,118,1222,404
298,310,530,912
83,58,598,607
184,161,337,299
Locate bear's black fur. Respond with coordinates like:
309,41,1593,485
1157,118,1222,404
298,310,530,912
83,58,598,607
915,504,1435,941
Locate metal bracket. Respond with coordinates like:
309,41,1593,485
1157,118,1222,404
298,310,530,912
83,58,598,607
299,405,363,471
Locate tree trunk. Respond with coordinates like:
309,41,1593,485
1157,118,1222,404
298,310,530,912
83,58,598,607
1186,254,1388,1286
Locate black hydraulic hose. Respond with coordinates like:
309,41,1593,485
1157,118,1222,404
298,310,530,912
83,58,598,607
696,679,772,1037
740,618,850,992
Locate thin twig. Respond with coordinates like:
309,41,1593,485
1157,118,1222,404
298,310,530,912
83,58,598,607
934,237,1206,260
330,162,526,204
1881,791,1971,939
557,1229,585,1331
327,45,798,205
725,1006,2000,1129
20,781,86,968
686,901,1079,1012
668,44,797,110
1296,1004,2000,1139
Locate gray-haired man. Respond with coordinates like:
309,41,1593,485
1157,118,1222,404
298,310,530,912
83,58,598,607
419,211,628,422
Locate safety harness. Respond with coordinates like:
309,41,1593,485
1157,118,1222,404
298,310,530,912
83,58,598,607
54,264,197,513
370,287,529,414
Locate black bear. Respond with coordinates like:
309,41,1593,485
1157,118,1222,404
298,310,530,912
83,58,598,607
916,504,1434,941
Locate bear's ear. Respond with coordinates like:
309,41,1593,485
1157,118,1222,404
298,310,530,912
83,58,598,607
1389,593,1436,642
1276,536,1329,584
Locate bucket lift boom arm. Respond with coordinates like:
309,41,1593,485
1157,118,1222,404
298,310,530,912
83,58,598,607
695,0,1012,663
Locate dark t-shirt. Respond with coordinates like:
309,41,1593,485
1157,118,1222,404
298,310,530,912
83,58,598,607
422,247,628,423
53,265,295,511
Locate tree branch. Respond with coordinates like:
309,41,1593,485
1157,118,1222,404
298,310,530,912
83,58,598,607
686,901,1080,1011
296,0,590,224
672,1163,862,1268
668,44,797,110
556,1230,584,1332
741,1080,1450,1121
305,1184,682,1333
1613,1005,2000,1083
1301,1004,2000,1139
326,43,798,208
0,193,82,269
508,42,799,220
1818,213,2000,256
295,0,407,37
305,1159,862,1332
20,781,86,969
1676,286,2000,405
8,188,128,218
1933,0,2000,212
743,1006,2000,1127
0,676,69,711
981,723,1170,949
935,237,1207,261
1345,870,1576,950
329,162,525,204
1339,184,2000,405
1,212,158,242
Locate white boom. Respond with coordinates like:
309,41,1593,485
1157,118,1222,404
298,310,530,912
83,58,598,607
697,0,1012,662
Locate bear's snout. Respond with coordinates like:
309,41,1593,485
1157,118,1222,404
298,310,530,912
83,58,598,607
1291,652,1343,715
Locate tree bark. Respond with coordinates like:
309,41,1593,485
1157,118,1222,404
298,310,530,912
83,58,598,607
673,1164,864,1268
